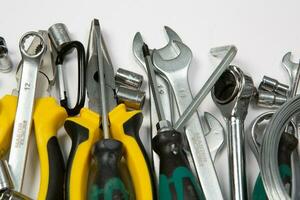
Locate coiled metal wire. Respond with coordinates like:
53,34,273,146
260,95,300,200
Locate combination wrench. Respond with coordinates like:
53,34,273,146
8,32,46,192
152,41,235,199
281,52,300,199
212,65,255,200
133,27,181,126
133,26,227,160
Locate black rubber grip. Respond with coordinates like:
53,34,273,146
89,139,129,200
46,137,65,200
153,129,203,200
123,113,157,200
64,120,89,200
278,132,298,186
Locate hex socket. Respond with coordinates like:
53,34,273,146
115,68,144,90
0,160,14,192
259,76,289,96
48,23,71,51
116,86,145,110
256,90,287,108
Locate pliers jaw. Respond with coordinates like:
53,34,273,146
86,19,117,114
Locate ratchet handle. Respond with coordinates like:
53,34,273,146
108,104,154,200
89,139,129,200
152,128,203,200
0,95,17,158
33,97,68,200
64,108,101,200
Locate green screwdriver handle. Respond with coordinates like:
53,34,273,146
153,128,204,200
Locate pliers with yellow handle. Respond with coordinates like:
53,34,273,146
64,19,155,200
0,31,68,200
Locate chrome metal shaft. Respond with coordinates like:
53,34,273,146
9,32,45,192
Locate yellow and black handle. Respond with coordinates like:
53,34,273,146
0,95,17,158
64,108,101,200
108,104,154,200
33,97,68,200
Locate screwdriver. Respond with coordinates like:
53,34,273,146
88,20,129,200
142,43,203,199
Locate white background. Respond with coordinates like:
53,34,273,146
1,0,300,199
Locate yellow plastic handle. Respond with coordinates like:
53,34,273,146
109,104,153,200
0,95,17,158
33,97,68,200
64,108,101,200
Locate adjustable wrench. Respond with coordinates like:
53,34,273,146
8,32,46,192
281,52,300,199
152,41,224,199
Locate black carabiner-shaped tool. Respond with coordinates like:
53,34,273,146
56,41,86,116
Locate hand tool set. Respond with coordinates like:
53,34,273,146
0,19,299,200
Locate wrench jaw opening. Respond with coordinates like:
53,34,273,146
248,111,275,161
152,41,193,74
132,26,182,70
282,52,300,97
202,112,225,161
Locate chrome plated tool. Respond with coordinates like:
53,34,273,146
0,37,13,72
133,27,181,126
281,52,300,199
48,23,86,116
212,65,255,200
115,68,144,90
153,41,236,199
143,43,203,199
259,76,289,96
8,32,46,192
256,89,287,108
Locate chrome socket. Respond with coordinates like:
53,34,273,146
0,37,13,72
48,23,71,51
259,75,289,96
115,68,143,90
0,189,32,200
116,86,145,110
256,90,287,108
0,160,14,192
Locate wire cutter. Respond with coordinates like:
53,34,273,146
64,19,154,200
0,31,67,200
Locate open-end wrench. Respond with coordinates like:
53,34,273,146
133,27,182,125
132,28,184,174
152,41,224,199
8,32,46,192
203,112,225,161
281,52,300,199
